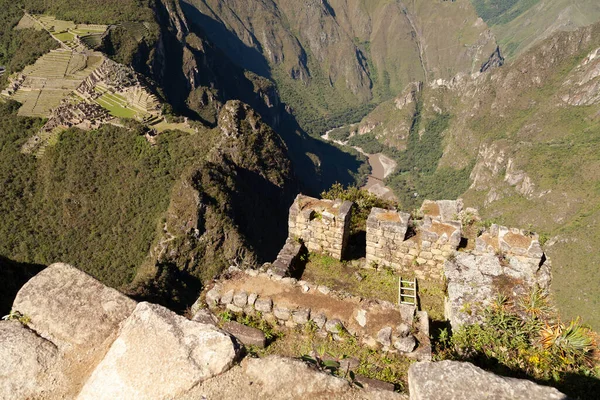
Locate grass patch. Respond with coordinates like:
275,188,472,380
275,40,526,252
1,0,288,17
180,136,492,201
254,320,414,391
53,31,75,43
302,253,398,303
96,93,140,119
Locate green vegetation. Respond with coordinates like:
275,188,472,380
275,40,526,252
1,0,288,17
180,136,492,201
302,253,398,304
471,0,540,25
256,317,414,390
436,290,600,399
380,107,473,209
301,252,446,321
96,92,141,119
0,1,58,84
0,100,214,288
347,132,388,154
25,0,156,25
321,183,395,234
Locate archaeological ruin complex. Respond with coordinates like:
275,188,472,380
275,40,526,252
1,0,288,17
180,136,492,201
200,193,551,361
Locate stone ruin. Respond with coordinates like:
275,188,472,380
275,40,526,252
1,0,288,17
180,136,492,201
366,207,462,280
445,224,550,329
76,58,161,117
288,194,353,260
201,267,431,360
195,194,553,363
22,100,111,155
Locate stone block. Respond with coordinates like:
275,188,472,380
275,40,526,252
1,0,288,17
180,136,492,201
220,290,234,305
273,307,291,321
408,361,567,400
354,375,396,392
233,291,248,307
355,309,367,327
223,321,267,349
376,326,392,347
311,313,327,329
247,293,258,306
325,319,344,334
394,335,416,353
396,323,411,338
254,298,273,313
192,309,217,325
205,287,221,307
292,308,311,325
226,304,243,313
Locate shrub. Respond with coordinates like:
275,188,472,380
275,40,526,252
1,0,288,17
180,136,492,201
436,287,600,398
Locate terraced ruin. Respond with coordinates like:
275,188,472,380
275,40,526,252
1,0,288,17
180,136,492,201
2,49,104,117
1,14,195,155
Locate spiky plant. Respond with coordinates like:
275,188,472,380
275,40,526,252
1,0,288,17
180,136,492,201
540,318,597,368
520,286,552,320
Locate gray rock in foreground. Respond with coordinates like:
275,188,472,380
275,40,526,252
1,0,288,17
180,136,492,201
408,361,568,400
244,356,349,397
12,263,136,350
223,321,267,348
77,302,240,400
0,321,61,400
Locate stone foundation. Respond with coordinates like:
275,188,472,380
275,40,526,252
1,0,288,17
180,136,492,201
288,194,353,260
204,269,431,360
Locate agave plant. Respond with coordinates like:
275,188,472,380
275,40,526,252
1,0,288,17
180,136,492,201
539,318,597,366
519,286,552,320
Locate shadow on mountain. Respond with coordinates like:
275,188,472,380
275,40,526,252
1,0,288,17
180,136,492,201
181,2,271,78
128,262,202,313
0,256,45,315
155,0,367,195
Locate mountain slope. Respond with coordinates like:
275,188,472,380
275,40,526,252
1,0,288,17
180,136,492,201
345,21,600,329
180,0,496,135
472,0,600,58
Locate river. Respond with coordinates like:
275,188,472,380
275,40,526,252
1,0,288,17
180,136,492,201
322,128,397,201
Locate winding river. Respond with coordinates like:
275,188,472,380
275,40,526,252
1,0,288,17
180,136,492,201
322,129,397,201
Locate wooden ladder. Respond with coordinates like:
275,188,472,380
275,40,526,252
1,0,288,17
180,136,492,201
398,276,418,307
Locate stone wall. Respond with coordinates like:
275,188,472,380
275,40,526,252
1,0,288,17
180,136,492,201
445,224,550,329
475,224,544,260
366,208,461,280
204,268,431,360
288,194,353,260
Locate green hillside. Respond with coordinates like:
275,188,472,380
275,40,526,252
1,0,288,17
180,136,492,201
473,0,600,58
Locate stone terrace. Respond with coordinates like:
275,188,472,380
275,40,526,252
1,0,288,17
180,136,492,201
203,269,431,359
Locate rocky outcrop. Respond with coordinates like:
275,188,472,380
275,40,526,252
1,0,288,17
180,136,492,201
480,46,504,73
408,361,567,400
13,263,136,350
444,251,551,328
0,321,61,400
245,356,349,397
184,356,408,399
77,302,239,400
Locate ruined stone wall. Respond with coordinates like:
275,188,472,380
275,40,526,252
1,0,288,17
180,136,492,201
288,194,353,260
366,208,461,280
203,268,431,359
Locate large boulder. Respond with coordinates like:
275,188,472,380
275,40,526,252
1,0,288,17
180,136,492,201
244,356,349,397
12,263,136,350
444,253,551,329
0,321,61,400
408,361,567,400
77,302,240,400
